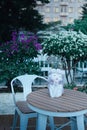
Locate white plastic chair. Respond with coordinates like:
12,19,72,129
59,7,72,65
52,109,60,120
11,74,54,130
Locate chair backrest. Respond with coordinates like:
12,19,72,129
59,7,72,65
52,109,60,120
11,74,48,104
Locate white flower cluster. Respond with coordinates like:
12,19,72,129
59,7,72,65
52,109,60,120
42,30,87,60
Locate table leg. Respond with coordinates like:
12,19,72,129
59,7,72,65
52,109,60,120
48,116,55,130
70,117,77,130
76,115,85,130
36,113,47,130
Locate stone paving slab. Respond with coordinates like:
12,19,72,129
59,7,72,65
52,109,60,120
0,93,23,115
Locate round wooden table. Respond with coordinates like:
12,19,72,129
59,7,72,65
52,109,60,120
27,88,87,130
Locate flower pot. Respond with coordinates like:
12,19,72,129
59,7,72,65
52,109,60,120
48,68,65,98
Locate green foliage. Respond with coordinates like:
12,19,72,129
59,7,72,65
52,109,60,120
0,60,40,83
0,0,49,42
77,85,87,93
72,19,87,34
64,83,76,90
0,31,42,85
65,18,87,34
81,3,87,19
65,3,87,35
44,21,62,30
64,82,87,94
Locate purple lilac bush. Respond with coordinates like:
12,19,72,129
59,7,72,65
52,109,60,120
0,31,42,84
1,31,42,58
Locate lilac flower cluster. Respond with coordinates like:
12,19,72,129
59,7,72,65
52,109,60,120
1,31,42,58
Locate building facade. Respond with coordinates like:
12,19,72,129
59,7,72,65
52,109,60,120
37,0,87,25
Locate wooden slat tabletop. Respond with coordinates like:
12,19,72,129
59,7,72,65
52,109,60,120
27,88,87,112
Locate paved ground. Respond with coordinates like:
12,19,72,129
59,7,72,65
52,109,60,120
0,115,71,130
0,115,87,130
0,92,23,115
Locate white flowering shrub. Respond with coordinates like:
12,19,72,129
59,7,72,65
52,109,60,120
42,31,87,83
42,31,87,60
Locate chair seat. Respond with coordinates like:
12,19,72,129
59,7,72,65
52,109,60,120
16,101,34,114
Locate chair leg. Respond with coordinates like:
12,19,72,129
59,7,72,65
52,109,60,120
20,115,29,130
48,116,55,130
12,110,19,130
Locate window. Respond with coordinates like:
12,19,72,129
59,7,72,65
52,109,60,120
78,7,82,13
36,1,42,4
68,7,73,13
61,17,67,25
54,7,59,13
69,17,73,23
45,7,50,13
53,17,59,21
78,0,81,2
54,0,58,2
40,12,45,15
68,0,73,2
44,17,50,23
61,6,67,12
